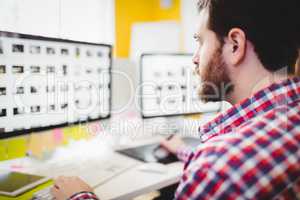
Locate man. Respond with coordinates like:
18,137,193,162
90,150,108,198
51,0,300,199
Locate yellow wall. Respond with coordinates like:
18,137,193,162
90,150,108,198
115,0,181,58
153,0,181,20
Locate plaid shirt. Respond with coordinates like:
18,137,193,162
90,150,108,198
175,77,300,200
68,191,98,200
70,77,300,200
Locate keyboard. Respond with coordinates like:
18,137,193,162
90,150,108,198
32,154,138,200
32,187,52,200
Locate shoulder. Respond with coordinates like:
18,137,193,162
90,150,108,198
238,99,300,136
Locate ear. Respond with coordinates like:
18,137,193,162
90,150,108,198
227,28,247,66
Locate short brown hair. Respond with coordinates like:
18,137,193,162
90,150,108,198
198,0,300,74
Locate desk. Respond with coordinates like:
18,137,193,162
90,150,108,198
0,113,219,200
96,163,183,200
97,137,184,200
0,137,183,200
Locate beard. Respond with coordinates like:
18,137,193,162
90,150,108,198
197,47,234,103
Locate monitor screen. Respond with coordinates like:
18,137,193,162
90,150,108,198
0,31,112,139
140,53,220,118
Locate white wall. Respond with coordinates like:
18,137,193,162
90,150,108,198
130,21,181,63
181,0,198,53
0,0,115,44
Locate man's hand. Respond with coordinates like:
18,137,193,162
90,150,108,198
51,176,93,200
160,135,187,154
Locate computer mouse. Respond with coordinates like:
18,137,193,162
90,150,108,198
138,163,168,174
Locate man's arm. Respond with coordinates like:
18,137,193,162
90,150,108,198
51,176,100,200
174,163,212,200
176,146,193,163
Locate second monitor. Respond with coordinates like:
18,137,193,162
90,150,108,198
140,53,220,118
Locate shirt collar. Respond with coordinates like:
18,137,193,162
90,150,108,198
200,77,300,142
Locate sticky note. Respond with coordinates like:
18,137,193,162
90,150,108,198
27,130,56,159
63,125,88,142
184,113,202,120
53,128,63,144
43,131,55,152
87,122,103,136
27,134,44,159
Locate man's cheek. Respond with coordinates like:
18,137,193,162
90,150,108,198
195,65,201,77
198,62,208,80
198,53,208,76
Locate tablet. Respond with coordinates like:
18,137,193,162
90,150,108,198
0,171,50,197
117,137,199,164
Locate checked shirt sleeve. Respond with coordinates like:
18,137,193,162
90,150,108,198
176,146,193,163
69,191,99,200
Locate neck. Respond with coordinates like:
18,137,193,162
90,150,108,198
226,69,291,105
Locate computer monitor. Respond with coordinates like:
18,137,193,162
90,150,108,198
140,53,220,118
0,31,112,139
